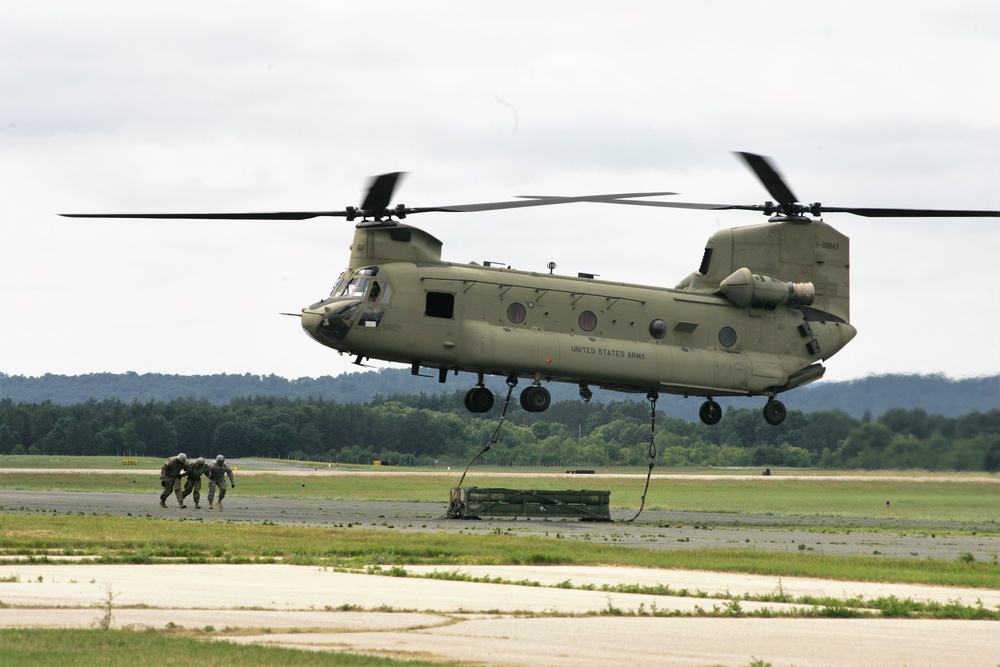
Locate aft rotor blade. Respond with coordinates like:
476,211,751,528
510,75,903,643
736,151,798,208
819,206,999,218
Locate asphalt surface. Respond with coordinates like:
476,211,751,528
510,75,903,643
2,487,998,561
2,474,999,666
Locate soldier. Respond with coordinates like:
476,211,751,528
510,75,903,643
206,454,235,510
159,452,189,508
181,457,210,509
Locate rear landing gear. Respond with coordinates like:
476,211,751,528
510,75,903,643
699,399,722,425
763,398,786,425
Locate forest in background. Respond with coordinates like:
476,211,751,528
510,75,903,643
2,381,998,471
2,370,998,419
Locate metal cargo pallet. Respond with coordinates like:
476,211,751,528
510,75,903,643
448,487,611,521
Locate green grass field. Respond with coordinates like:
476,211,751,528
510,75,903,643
0,628,450,667
1,456,998,587
1,513,996,588
3,456,998,522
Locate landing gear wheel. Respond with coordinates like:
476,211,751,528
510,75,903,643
464,386,494,413
699,399,722,425
519,385,551,413
763,399,786,425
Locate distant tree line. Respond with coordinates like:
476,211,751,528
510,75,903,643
2,371,998,419
2,393,998,471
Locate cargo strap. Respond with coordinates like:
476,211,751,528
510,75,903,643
445,376,518,518
623,390,658,523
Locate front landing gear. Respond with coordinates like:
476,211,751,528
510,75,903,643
519,385,551,413
763,398,786,425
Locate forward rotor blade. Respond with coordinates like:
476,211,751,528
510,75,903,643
59,194,668,220
407,192,675,213
516,192,677,201
360,172,405,212
61,171,410,220
736,151,798,207
516,197,746,211
61,211,350,220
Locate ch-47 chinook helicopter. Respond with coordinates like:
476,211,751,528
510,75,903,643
64,152,998,426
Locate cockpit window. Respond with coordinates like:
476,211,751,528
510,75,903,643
334,268,380,299
369,281,392,303
339,277,369,298
326,272,346,298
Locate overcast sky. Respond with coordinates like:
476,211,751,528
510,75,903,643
2,1,998,387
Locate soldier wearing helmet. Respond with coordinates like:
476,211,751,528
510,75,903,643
206,454,235,510
181,456,210,509
159,452,189,508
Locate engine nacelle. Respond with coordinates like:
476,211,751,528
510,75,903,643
720,267,815,308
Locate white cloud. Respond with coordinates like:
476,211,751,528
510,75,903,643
1,0,997,382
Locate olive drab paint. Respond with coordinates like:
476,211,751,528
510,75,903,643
298,215,855,426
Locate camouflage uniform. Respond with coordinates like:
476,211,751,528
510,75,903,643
181,457,210,508
159,453,189,508
206,455,235,509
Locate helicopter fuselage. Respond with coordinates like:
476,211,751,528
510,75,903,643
299,221,856,420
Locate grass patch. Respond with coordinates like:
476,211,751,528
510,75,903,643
0,514,996,588
2,462,999,524
0,627,452,666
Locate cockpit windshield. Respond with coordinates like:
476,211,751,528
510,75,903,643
340,277,369,298
310,268,384,309
335,267,380,299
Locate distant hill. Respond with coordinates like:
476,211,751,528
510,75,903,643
1,370,996,420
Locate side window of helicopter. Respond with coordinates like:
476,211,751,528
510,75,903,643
425,291,454,319
649,319,667,339
507,302,526,324
719,326,737,347
365,281,392,304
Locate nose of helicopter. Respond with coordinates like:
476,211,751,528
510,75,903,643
300,310,324,342
300,298,362,346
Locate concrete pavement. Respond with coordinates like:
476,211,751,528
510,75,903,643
0,563,997,666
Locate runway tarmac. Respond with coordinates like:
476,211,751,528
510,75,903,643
2,481,999,665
